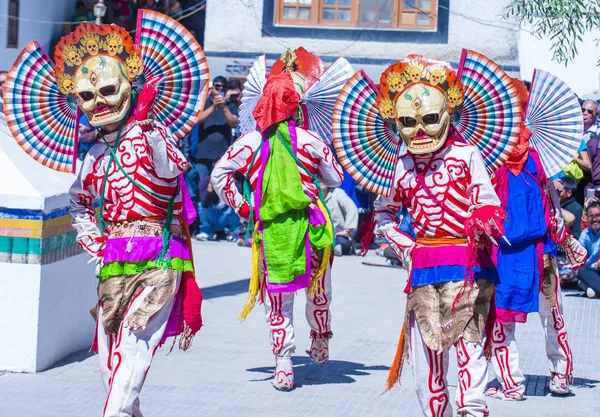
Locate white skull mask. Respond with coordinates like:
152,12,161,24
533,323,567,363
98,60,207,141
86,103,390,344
395,84,450,155
73,56,132,127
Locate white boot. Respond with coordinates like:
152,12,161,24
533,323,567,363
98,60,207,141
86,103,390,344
485,386,525,401
273,357,294,391
306,331,330,365
549,373,570,395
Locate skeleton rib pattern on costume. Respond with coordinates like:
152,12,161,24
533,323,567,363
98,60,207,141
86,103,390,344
70,122,187,258
374,141,500,239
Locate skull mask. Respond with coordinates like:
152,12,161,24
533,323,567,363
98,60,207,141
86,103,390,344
73,56,132,127
395,84,450,155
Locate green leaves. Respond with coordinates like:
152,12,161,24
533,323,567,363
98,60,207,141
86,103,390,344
503,0,600,66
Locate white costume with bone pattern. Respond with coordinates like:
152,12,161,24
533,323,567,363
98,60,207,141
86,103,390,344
375,140,500,417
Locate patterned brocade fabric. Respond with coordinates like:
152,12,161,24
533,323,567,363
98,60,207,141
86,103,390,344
105,221,185,239
407,279,494,351
542,254,558,308
93,268,180,335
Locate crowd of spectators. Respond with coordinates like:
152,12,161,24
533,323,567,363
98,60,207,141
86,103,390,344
71,0,190,31
557,98,600,298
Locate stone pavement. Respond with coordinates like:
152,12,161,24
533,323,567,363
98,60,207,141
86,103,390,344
1,241,599,417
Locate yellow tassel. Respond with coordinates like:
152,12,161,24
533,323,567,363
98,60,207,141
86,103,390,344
308,200,333,297
238,222,261,321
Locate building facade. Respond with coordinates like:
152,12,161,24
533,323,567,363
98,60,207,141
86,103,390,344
203,0,521,82
0,0,73,71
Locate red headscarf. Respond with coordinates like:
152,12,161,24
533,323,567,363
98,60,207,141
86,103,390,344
253,71,300,132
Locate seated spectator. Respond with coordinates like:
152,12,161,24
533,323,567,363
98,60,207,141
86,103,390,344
556,177,583,238
170,0,183,15
196,176,238,241
555,178,584,288
323,186,359,256
178,133,201,235
144,0,163,12
382,207,415,268
577,201,600,298
551,137,591,199
72,1,93,28
580,184,600,231
115,0,133,29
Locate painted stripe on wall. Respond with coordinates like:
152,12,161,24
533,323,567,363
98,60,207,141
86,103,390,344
0,207,84,265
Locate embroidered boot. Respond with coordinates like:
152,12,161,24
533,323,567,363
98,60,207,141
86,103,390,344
549,372,570,395
306,331,330,365
273,356,294,391
485,386,525,401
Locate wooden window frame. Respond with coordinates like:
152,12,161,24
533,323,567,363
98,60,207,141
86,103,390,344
274,0,438,31
7,0,19,49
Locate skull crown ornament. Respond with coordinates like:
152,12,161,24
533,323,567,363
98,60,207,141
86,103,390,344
54,22,143,128
377,54,464,155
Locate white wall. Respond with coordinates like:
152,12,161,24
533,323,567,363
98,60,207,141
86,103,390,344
519,27,600,98
0,0,73,71
204,0,519,65
0,255,95,373
0,263,41,372
37,253,96,371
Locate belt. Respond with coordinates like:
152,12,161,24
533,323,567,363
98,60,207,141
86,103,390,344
416,237,469,246
106,218,184,239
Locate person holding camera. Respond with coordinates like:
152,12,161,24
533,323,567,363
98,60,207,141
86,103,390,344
194,76,239,180
577,201,600,298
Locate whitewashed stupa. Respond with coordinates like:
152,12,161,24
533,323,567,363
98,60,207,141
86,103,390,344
0,113,96,372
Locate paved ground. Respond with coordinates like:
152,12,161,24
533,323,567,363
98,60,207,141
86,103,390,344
1,241,599,417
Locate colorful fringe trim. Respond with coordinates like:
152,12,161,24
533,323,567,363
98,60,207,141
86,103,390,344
308,199,333,297
383,307,409,394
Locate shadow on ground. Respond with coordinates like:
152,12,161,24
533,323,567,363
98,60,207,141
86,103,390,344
44,349,94,372
247,356,389,387
202,278,250,300
486,374,598,398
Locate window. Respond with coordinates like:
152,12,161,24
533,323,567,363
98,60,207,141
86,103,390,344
7,0,19,48
275,0,438,30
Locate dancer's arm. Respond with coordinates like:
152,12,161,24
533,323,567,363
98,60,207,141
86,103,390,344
373,187,403,230
466,147,501,210
135,78,187,179
69,160,105,259
145,122,188,179
212,133,255,216
309,134,342,188
464,147,506,242
372,179,413,261
546,178,567,241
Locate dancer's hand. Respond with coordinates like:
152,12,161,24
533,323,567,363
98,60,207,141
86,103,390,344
465,205,506,244
237,201,250,220
384,226,415,265
560,234,588,269
135,77,163,123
